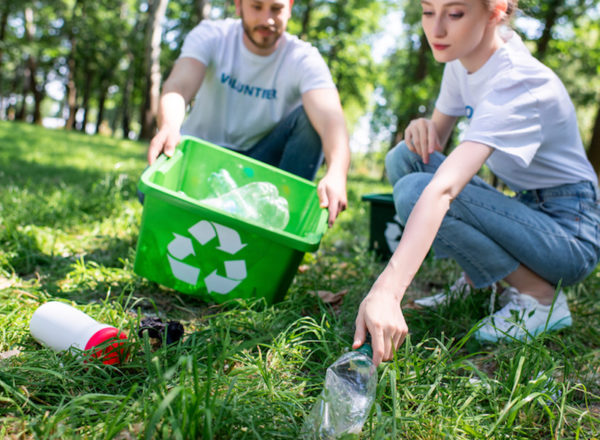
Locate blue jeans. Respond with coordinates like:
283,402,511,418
386,142,600,288
241,105,323,181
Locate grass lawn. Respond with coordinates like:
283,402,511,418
0,120,599,439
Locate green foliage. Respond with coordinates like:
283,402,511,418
287,0,390,128
2,0,600,155
370,0,444,150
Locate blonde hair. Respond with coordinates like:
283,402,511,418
484,0,518,22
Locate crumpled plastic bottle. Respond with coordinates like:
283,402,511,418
304,343,377,439
208,169,238,196
202,169,290,230
239,182,290,230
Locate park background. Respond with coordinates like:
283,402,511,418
1,0,600,438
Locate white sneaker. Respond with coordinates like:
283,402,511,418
414,274,512,311
414,274,472,308
475,289,572,343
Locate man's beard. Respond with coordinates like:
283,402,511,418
240,10,283,51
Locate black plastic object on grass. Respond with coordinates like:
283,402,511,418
138,317,184,346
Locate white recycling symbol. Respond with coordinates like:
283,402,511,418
384,214,402,252
166,220,247,295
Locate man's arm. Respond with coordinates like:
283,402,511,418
301,88,350,226
147,57,207,164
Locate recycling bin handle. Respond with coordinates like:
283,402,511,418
316,208,329,235
155,150,183,173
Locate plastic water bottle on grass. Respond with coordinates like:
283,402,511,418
304,343,377,439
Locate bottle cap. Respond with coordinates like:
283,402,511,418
84,327,128,365
355,342,373,358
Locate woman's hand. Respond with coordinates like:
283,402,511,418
353,284,408,367
404,117,442,164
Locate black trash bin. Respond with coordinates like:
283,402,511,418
361,193,402,259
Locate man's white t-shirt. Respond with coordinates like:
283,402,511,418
179,18,335,152
435,31,597,192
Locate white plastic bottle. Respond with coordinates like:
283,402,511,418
29,301,127,365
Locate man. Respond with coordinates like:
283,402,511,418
147,0,350,226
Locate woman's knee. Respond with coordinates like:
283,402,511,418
385,141,421,186
393,172,431,223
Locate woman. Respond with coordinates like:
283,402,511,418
353,0,600,366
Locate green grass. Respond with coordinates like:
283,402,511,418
0,120,599,439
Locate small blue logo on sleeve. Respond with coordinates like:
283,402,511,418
465,105,474,119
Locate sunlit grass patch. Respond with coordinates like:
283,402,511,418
0,121,599,438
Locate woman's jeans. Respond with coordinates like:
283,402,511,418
242,105,323,181
386,142,600,288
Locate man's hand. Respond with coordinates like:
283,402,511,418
353,281,408,367
317,170,347,227
302,89,350,226
147,125,182,165
146,58,207,165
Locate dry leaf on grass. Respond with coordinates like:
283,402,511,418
309,289,349,304
0,349,21,360
297,264,310,273
0,276,14,289
402,300,424,310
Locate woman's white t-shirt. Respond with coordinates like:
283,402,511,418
179,18,335,151
435,31,597,192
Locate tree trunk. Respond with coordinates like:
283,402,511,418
389,31,429,148
16,7,37,122
78,61,93,132
0,2,9,71
65,44,78,129
65,0,82,130
121,57,134,138
195,0,211,23
31,71,45,124
300,0,313,40
24,7,45,124
139,0,169,140
16,63,28,121
95,85,108,134
587,100,600,178
536,0,563,60
414,32,429,84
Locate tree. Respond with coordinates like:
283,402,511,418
372,0,443,154
291,0,389,127
527,5,600,174
139,0,169,140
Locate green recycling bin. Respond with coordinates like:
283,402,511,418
134,136,329,305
